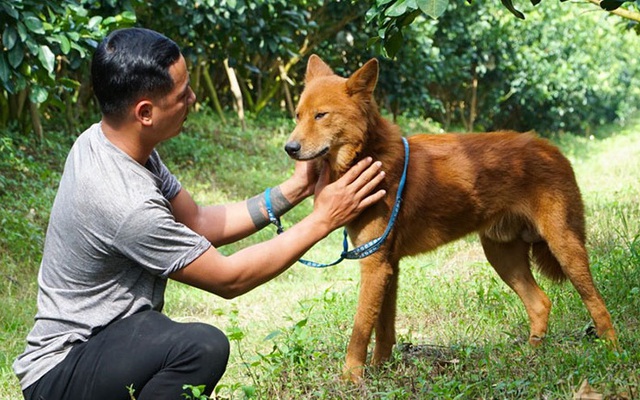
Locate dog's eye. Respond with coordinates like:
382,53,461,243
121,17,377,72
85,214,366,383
295,112,300,121
315,112,327,120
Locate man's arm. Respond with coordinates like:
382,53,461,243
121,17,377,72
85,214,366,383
171,161,317,246
169,158,385,298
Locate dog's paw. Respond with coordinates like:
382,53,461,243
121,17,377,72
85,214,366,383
341,365,365,385
528,334,546,346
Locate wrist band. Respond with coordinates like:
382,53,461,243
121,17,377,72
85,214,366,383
265,187,284,234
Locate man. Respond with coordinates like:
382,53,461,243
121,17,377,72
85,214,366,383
14,27,386,400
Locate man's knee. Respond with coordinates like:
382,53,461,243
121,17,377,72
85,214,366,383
191,323,230,361
179,323,230,380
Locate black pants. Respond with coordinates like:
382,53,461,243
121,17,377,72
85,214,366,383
23,310,230,400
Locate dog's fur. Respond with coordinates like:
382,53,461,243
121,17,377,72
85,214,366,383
285,55,616,382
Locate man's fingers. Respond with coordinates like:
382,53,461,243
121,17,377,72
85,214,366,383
356,170,385,198
356,161,383,185
340,157,374,184
358,189,387,210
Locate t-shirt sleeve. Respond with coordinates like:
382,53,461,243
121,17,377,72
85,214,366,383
113,197,212,277
148,150,182,200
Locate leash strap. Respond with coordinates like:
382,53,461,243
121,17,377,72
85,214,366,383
267,136,410,268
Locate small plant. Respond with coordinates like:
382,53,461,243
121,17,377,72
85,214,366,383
181,384,209,400
125,383,210,399
126,384,136,400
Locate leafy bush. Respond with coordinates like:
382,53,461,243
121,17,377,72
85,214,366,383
367,1,640,135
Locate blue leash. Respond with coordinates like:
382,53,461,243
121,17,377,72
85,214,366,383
266,137,410,268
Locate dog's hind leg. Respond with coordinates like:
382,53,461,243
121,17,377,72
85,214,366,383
343,254,395,383
538,227,617,344
480,235,552,345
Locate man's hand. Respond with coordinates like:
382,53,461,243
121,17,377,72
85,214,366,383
312,157,386,232
290,159,322,199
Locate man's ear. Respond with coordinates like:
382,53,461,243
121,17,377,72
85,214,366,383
135,100,153,126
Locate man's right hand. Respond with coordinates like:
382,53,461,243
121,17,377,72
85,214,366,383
312,157,386,232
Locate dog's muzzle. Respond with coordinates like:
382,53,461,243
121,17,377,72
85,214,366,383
284,141,301,158
284,141,330,160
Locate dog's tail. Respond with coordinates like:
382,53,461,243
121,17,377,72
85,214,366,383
531,241,567,282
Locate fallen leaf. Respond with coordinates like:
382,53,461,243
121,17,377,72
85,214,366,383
574,379,603,400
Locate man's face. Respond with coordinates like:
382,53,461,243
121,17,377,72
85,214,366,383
154,55,196,140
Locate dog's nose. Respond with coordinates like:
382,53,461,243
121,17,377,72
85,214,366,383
284,141,301,157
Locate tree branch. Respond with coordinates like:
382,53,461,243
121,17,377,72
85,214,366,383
585,0,640,23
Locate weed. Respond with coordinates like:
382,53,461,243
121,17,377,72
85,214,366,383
181,384,210,400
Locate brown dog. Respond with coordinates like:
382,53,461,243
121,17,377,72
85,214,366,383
285,55,616,382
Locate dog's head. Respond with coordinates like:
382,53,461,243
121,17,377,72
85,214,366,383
285,55,379,177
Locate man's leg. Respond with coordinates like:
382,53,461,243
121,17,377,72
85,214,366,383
24,310,229,400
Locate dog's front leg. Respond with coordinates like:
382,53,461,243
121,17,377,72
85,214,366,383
372,258,398,365
343,254,395,383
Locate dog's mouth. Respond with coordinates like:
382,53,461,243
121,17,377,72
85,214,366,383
284,141,329,160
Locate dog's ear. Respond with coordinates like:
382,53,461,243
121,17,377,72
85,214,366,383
346,58,379,97
305,54,334,84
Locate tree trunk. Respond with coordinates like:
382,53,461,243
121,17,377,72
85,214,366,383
224,58,246,131
278,60,295,118
28,100,43,141
192,61,202,111
202,65,226,124
237,78,255,112
469,65,478,132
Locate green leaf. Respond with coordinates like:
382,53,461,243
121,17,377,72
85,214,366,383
501,0,525,19
103,16,116,25
23,14,45,34
417,0,449,19
0,54,10,84
264,330,282,341
386,0,418,17
37,45,55,74
241,385,256,397
600,0,626,10
67,31,80,41
121,11,137,22
3,26,18,50
227,327,245,341
58,77,81,88
16,21,28,41
25,38,39,56
59,35,71,54
29,84,49,103
87,16,103,30
8,43,25,68
384,31,405,58
294,318,308,329
0,3,19,20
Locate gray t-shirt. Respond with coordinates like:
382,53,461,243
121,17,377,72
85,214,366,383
13,123,212,390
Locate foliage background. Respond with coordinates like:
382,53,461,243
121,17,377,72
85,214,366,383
2,0,640,136
2,0,640,398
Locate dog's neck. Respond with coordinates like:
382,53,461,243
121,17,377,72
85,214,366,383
328,113,405,184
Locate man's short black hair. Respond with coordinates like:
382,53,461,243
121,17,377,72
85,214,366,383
91,28,182,119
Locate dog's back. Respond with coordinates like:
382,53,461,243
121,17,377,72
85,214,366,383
390,131,579,280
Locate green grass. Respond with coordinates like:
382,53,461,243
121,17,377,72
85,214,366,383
1,111,639,399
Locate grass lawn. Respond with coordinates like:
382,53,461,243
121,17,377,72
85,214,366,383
1,112,639,399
